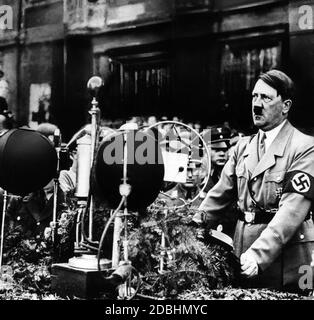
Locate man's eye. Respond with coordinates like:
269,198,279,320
252,94,273,103
262,96,272,103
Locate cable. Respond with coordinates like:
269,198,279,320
97,196,125,275
79,241,98,252
96,196,142,300
123,265,141,300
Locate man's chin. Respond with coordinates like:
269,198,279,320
253,117,264,128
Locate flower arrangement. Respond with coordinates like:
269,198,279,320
117,202,241,299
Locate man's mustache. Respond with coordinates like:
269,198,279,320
253,105,263,115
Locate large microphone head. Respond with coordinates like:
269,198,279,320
87,76,104,98
0,128,58,195
93,129,165,212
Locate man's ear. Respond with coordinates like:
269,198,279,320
282,99,292,115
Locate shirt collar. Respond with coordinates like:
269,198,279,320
259,119,287,149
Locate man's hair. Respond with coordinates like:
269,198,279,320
258,69,295,100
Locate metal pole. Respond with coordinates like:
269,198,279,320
88,97,99,241
112,130,130,268
123,207,129,262
52,179,58,243
0,191,8,269
159,209,168,273
52,129,61,243
86,76,103,243
111,211,123,269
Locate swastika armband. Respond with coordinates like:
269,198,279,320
283,171,314,200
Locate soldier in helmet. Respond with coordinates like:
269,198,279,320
192,125,237,236
208,126,232,186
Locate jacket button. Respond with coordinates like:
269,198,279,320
253,177,257,182
300,234,305,240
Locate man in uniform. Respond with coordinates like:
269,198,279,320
192,126,231,205
157,129,204,207
193,69,314,292
207,126,232,188
200,126,237,236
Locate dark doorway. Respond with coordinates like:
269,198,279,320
96,48,172,122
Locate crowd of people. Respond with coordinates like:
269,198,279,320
1,68,314,295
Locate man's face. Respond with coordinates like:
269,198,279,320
148,116,157,126
211,148,229,167
252,79,290,131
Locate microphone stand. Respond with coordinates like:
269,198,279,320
51,77,112,300
52,129,61,244
111,129,135,298
86,76,102,243
0,191,8,270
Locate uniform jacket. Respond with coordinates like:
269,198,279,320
196,120,314,291
158,183,204,208
6,187,66,236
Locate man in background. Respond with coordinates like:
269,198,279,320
0,70,9,113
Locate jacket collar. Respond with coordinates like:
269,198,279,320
243,120,293,179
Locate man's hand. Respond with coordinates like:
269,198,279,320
240,250,259,278
59,170,76,193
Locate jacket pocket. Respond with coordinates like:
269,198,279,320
264,171,285,183
235,163,247,205
264,171,285,206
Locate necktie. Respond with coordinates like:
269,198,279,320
259,131,266,160
212,168,220,185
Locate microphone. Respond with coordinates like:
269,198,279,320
87,76,103,98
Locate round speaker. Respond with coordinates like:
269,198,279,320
94,129,164,211
0,128,58,195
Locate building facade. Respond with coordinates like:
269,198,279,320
0,0,313,139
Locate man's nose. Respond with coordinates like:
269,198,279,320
253,95,263,107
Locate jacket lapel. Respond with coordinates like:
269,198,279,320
243,134,259,177
251,121,293,179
